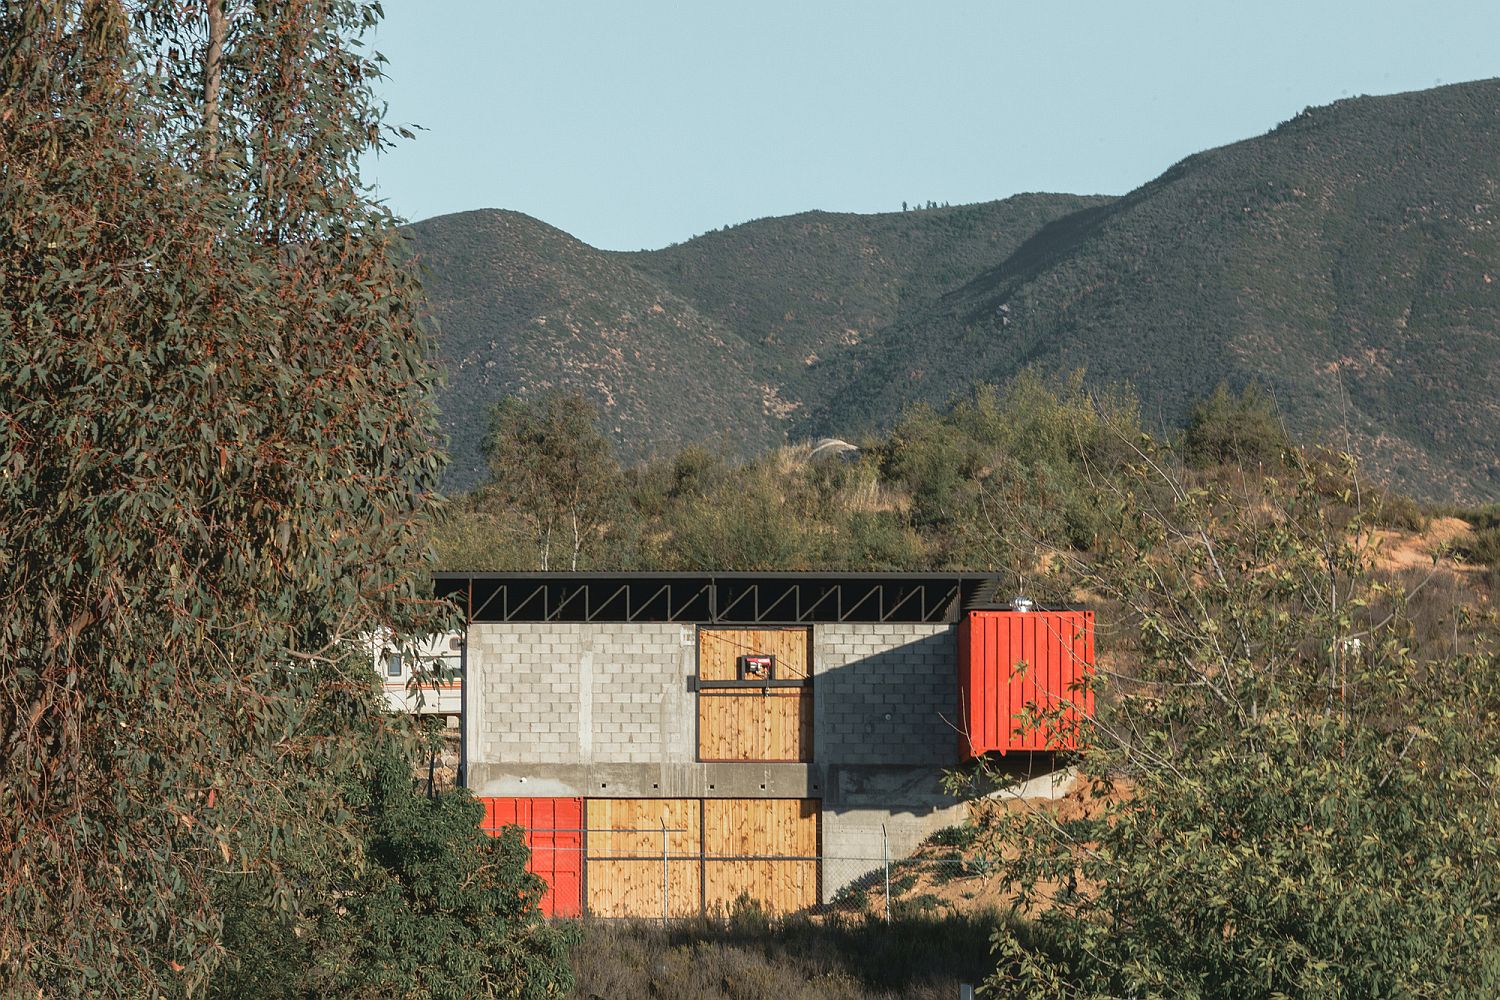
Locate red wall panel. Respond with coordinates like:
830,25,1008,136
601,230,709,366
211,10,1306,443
959,610,1094,756
479,797,583,918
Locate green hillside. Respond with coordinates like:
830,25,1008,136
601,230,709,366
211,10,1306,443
404,197,1101,491
409,79,1500,501
802,79,1500,501
624,195,1109,397
404,210,776,490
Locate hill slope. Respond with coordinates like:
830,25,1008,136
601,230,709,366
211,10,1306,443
405,210,775,490
405,197,1103,491
410,79,1500,501
801,79,1500,501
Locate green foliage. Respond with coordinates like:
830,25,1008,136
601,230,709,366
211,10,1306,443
1179,382,1294,469
476,391,624,570
1449,507,1500,568
432,375,1313,583
0,3,453,995
922,824,978,850
1470,525,1500,566
1363,489,1429,532
877,372,1143,566
971,453,1500,998
336,742,575,999
213,735,574,1000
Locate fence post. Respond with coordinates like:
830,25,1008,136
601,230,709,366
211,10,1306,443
959,984,975,1000
661,819,669,923
882,823,890,922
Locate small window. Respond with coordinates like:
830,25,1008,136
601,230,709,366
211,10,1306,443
385,652,403,678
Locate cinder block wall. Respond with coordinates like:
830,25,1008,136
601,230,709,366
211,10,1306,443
813,623,967,903
467,623,695,768
813,623,957,766
466,619,973,905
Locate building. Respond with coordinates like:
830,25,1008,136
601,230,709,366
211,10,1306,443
374,630,463,716
429,571,1093,918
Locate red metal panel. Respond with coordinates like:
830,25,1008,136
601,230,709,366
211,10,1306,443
477,797,583,918
959,610,1094,756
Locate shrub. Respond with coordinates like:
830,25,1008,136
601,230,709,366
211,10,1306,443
1179,382,1295,469
215,736,575,1000
975,453,1500,998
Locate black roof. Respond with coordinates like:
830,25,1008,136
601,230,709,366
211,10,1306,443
434,571,1005,625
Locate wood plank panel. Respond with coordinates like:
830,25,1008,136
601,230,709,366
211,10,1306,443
698,628,811,681
587,860,703,918
697,689,812,761
585,798,700,857
703,861,819,916
585,799,702,918
703,798,818,856
703,799,819,915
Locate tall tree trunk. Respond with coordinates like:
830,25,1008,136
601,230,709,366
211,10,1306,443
570,510,581,571
203,0,226,164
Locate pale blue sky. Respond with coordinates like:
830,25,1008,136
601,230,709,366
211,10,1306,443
366,1,1500,251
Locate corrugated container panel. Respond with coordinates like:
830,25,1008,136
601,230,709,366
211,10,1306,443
478,797,583,918
959,610,1093,756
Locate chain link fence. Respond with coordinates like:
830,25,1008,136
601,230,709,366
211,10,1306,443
820,853,992,919
484,821,994,921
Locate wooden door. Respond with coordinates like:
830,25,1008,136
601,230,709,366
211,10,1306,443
697,628,813,762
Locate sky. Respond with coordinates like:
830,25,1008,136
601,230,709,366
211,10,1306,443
365,1,1500,251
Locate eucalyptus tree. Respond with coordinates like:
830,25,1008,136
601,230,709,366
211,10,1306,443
481,392,624,571
0,2,450,994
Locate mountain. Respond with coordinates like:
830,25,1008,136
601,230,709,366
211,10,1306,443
407,78,1500,501
801,79,1500,501
404,197,1103,491
403,210,775,491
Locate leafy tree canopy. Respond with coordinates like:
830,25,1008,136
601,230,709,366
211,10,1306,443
0,2,560,995
971,452,1500,998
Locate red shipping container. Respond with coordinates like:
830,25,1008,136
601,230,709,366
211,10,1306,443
958,610,1094,756
478,797,583,918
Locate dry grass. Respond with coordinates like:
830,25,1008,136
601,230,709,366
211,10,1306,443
569,908,1003,1000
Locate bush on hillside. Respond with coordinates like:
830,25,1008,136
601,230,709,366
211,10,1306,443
214,736,574,1000
971,452,1500,998
1179,382,1295,469
480,392,625,570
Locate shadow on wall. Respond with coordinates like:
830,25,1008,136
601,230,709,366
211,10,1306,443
815,628,1073,821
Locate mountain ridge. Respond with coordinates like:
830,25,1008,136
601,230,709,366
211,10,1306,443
407,78,1500,501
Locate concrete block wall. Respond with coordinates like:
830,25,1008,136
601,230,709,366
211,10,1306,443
468,623,695,769
811,623,966,902
813,623,957,767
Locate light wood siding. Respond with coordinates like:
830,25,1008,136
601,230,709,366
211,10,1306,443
698,628,813,761
587,859,703,918
585,799,702,918
698,628,812,681
581,798,821,917
697,690,813,761
703,799,819,915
